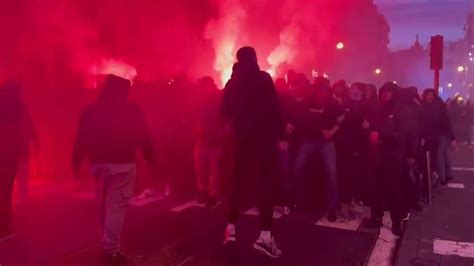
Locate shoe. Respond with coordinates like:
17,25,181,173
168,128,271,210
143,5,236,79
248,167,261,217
253,237,282,258
283,206,291,216
365,218,383,229
0,232,15,242
206,198,218,209
104,253,127,266
446,176,454,183
339,210,356,221
223,226,236,244
327,210,337,222
136,188,155,200
392,223,402,237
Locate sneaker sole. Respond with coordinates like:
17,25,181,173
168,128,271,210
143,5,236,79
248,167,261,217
253,243,281,259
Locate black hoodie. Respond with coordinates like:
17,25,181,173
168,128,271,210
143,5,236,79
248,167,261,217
72,75,154,168
221,61,284,145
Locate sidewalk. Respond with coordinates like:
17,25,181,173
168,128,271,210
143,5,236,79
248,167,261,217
396,147,474,266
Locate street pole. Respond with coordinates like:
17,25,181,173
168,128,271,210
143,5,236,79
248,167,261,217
435,68,440,95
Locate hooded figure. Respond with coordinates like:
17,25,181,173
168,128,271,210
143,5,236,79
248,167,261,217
221,46,284,258
367,82,411,237
72,75,154,263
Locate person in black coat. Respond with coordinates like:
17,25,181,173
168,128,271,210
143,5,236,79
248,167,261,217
221,46,285,258
367,82,411,236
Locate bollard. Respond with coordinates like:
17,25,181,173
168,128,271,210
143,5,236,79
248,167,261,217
426,151,432,205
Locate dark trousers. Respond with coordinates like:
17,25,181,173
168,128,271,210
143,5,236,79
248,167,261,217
371,154,404,225
228,140,277,231
337,149,368,204
0,161,17,235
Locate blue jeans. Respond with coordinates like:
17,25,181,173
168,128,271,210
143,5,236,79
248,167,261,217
92,163,137,254
293,139,338,210
436,136,452,183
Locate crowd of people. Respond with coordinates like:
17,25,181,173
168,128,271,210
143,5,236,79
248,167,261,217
1,46,472,264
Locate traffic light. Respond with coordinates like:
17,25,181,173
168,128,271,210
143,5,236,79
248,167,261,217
430,35,444,70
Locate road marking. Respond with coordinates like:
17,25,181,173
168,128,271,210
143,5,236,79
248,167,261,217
244,208,283,219
434,239,474,258
176,256,194,266
367,213,399,266
452,167,474,172
130,195,165,207
447,183,465,189
315,205,369,231
170,200,204,212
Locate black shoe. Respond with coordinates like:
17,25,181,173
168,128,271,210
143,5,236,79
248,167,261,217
206,198,218,209
446,176,454,183
104,253,127,266
392,223,402,237
365,218,383,229
327,210,337,222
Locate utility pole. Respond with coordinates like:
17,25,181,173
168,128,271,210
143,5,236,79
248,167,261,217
431,35,444,95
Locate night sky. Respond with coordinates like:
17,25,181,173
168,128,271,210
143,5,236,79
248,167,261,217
375,0,473,50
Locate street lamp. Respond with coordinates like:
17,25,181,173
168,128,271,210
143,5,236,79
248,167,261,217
448,83,453,88
375,68,382,75
458,66,465,72
336,42,344,50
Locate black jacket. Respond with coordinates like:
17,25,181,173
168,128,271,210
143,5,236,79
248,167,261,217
221,62,284,145
420,99,455,141
72,101,154,168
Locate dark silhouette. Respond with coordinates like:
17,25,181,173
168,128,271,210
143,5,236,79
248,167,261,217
72,75,154,264
221,46,285,258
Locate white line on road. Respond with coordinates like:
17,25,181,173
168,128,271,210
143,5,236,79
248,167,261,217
315,205,369,231
367,213,400,266
452,167,474,172
447,183,466,189
176,256,194,266
170,200,204,212
130,195,166,207
434,239,474,258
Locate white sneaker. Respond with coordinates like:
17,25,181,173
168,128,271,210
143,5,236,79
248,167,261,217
253,237,282,258
223,227,236,244
136,188,155,200
283,206,290,215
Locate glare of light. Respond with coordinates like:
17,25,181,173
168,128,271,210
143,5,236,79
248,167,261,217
393,81,397,84
267,68,276,78
470,83,473,87
458,66,465,72
336,42,344,50
375,68,382,75
469,52,473,57
323,73,329,78
448,83,453,88
89,59,138,88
